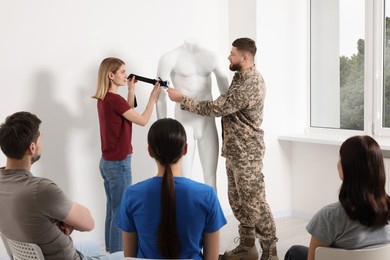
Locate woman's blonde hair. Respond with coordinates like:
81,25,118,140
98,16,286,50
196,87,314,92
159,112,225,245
92,57,125,100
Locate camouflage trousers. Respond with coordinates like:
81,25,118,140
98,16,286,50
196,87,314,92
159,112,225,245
226,158,276,242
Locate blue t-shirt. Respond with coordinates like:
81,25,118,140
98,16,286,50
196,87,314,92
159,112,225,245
116,176,227,259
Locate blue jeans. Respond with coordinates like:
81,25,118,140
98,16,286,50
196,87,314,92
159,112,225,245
75,241,124,260
284,245,308,260
99,154,132,253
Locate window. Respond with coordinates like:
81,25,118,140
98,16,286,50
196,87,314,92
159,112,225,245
310,0,365,130
384,4,390,127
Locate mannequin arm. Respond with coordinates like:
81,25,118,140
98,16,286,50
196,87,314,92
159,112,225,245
212,53,230,94
156,90,168,119
156,54,174,118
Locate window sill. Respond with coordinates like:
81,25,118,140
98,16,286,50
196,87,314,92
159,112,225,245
278,133,390,153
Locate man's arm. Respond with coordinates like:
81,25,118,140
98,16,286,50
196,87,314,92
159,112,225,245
167,87,248,118
57,221,75,235
37,180,95,233
62,202,95,232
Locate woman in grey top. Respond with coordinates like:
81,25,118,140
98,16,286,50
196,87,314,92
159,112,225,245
285,135,390,260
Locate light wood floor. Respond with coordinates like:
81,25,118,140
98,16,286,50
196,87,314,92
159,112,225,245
0,215,310,259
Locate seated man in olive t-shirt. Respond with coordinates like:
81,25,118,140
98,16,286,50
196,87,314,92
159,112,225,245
0,111,123,260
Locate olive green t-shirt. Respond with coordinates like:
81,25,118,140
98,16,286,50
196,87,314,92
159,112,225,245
0,168,79,260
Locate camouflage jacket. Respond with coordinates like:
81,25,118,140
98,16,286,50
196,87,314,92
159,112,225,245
180,65,265,160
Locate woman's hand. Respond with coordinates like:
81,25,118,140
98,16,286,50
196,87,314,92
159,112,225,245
149,82,162,103
127,76,137,93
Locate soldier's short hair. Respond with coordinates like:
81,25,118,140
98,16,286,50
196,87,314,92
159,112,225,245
232,38,257,57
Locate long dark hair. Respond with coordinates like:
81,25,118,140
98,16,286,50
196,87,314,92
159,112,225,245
147,118,187,258
339,135,390,227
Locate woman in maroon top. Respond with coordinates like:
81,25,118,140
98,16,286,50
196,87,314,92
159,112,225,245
92,57,161,253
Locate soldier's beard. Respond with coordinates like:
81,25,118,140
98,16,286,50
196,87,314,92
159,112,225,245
229,62,242,72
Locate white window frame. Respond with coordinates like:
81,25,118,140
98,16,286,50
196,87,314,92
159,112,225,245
373,0,390,136
307,0,390,137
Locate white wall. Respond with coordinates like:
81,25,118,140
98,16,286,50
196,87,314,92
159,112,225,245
0,0,230,243
258,0,308,216
290,142,341,218
0,0,312,246
226,0,309,218
229,0,257,41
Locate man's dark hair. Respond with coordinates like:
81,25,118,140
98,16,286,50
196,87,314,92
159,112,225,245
232,37,257,57
0,111,41,159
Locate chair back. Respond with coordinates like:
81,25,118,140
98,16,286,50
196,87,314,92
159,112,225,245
0,232,13,258
123,256,192,260
3,236,45,260
315,244,390,260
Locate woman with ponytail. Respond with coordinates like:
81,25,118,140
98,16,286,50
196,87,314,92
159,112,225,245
116,118,227,259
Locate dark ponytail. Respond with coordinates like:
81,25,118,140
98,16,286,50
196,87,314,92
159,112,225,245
147,118,187,258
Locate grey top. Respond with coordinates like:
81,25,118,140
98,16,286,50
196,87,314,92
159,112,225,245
0,168,79,260
307,201,390,249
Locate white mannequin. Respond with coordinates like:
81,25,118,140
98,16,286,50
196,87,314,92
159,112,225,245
156,38,229,189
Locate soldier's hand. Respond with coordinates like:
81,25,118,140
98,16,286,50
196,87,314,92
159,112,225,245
167,88,184,103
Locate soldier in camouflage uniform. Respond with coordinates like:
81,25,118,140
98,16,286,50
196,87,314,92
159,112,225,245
168,38,278,260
